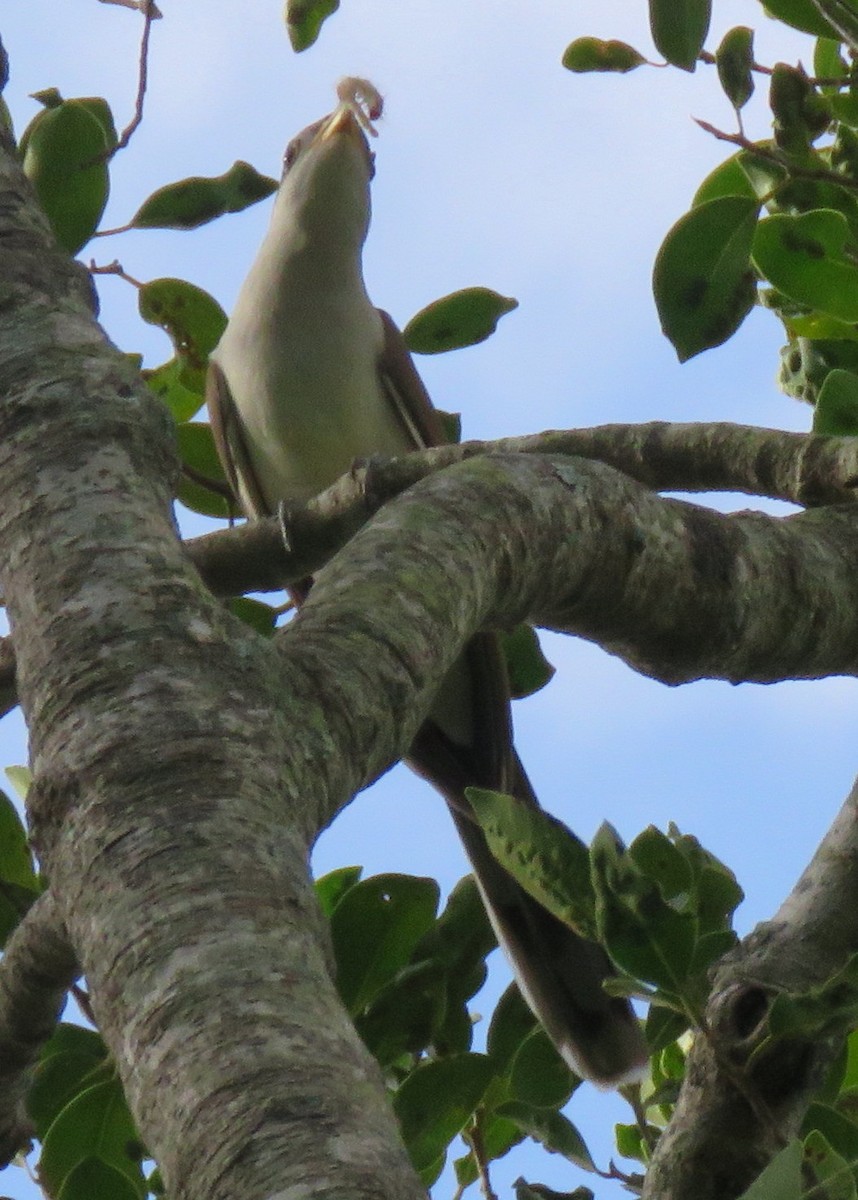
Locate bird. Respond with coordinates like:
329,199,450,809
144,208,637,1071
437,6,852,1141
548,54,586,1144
206,78,648,1087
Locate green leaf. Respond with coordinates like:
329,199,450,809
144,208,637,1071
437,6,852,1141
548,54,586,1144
0,789,37,891
815,37,849,93
668,828,743,933
175,422,232,519
467,788,595,938
314,865,362,917
629,827,693,904
753,210,858,322
130,162,277,231
393,1052,496,1171
508,1029,577,1109
414,874,495,974
437,409,462,444
42,1023,109,1061
736,1138,803,1199
143,359,204,423
716,27,754,111
228,597,278,636
73,97,118,150
653,196,759,361
813,368,858,434
454,1110,525,1187
561,38,647,74
649,0,710,71
329,873,439,1013
487,983,539,1071
803,1102,858,1168
762,0,839,37
39,1078,146,1199
767,176,858,246
496,1102,595,1171
498,625,555,699
21,98,111,254
3,765,30,799
769,951,858,1040
356,960,449,1066
28,1046,112,1139
831,92,858,128
833,125,858,181
689,929,738,975
803,1129,857,1199
839,1027,858,1092
58,1156,143,1200
363,876,491,1062
138,278,227,392
514,1182,594,1200
740,150,787,201
285,0,340,51
591,824,697,992
404,288,518,355
614,1121,651,1164
657,1038,687,1083
780,338,858,404
770,64,831,155
645,1004,690,1053
693,153,758,206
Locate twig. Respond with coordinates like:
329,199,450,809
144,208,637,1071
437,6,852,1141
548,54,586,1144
462,1115,498,1200
88,259,144,288
694,118,858,196
109,0,159,158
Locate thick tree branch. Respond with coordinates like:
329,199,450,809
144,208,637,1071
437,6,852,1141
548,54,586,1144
0,136,423,1200
643,778,858,1200
186,420,858,593
0,419,854,715
0,891,78,1167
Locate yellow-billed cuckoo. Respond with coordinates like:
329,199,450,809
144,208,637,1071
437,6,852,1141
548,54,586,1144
207,79,647,1086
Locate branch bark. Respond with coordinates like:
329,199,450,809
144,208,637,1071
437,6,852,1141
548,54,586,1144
0,134,423,1200
0,892,78,1165
0,418,856,713
643,778,858,1200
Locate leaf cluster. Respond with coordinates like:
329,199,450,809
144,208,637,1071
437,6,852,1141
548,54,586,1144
564,0,858,436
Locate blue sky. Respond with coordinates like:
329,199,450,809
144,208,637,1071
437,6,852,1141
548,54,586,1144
1,2,856,1197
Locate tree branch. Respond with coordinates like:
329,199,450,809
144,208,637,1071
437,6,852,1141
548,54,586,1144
0,132,425,1200
643,778,858,1200
0,891,79,1167
183,419,858,598
0,419,853,717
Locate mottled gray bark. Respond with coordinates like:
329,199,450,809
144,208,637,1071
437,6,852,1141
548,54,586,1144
0,891,77,1164
1,418,857,705
0,128,422,1200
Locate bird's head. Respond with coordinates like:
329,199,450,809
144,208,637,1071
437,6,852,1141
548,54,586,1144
274,79,383,254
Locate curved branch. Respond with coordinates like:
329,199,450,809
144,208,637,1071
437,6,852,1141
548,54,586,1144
643,778,858,1200
0,890,79,1167
0,421,852,712
184,422,858,597
250,452,858,833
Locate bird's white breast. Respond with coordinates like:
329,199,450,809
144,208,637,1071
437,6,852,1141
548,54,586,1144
212,243,410,510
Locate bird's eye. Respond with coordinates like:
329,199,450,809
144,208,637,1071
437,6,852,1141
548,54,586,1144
283,139,300,173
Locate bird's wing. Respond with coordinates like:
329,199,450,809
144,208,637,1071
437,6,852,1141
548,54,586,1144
376,309,447,450
206,358,273,520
